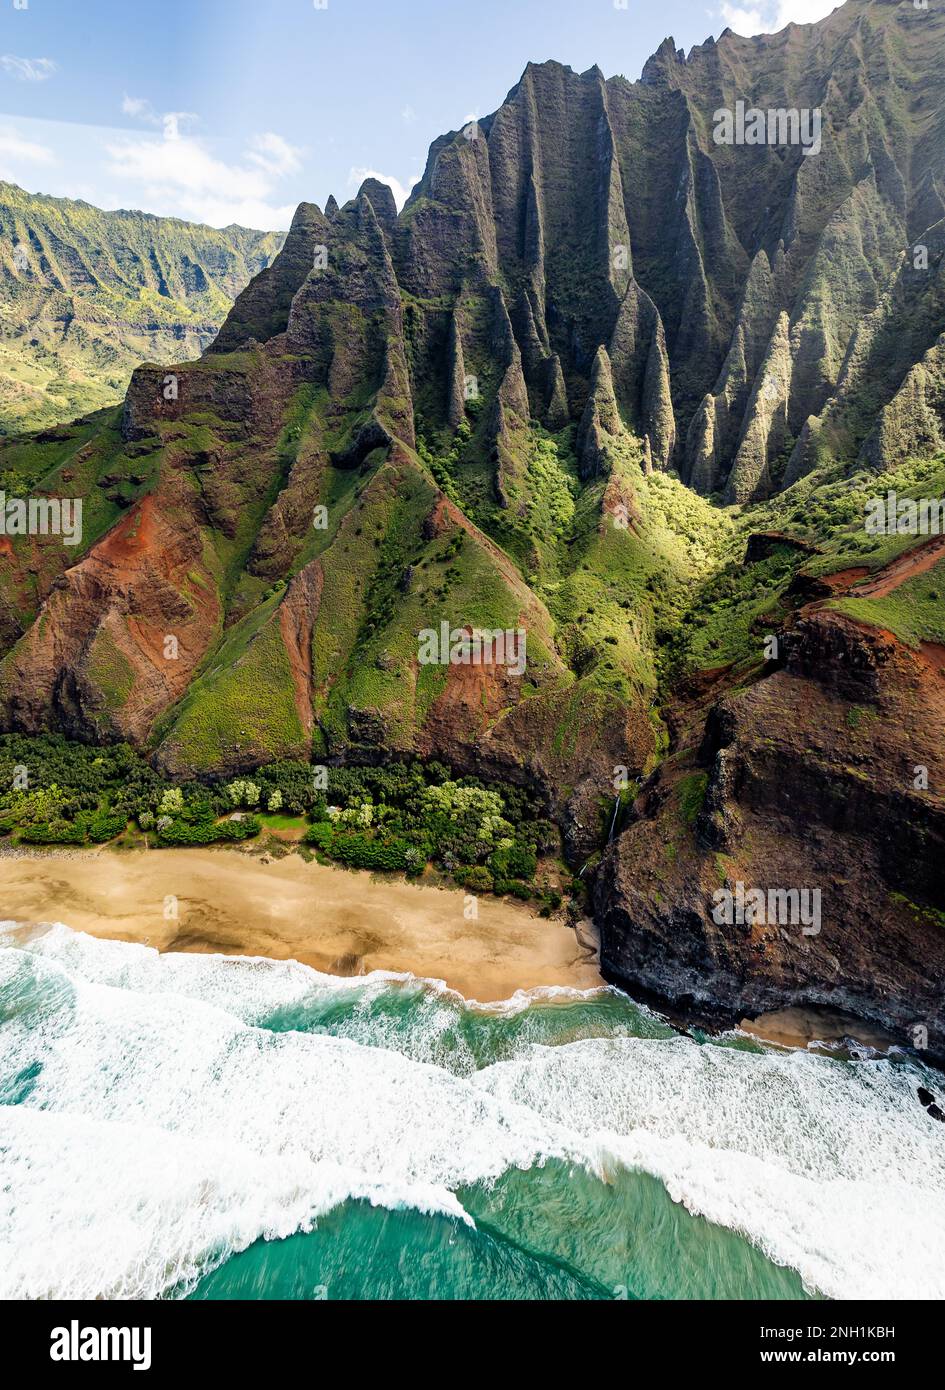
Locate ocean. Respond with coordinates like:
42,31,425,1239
1,922,943,1301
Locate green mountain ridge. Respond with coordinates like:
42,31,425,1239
0,181,284,435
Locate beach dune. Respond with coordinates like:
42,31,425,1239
0,847,602,1001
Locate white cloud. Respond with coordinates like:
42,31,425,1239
718,0,837,34
247,132,303,178
103,113,299,228
774,0,839,24
719,4,766,32
347,167,419,212
121,94,154,121
121,99,198,141
401,105,416,125
0,125,55,169
1,55,57,82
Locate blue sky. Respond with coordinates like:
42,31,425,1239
0,0,839,229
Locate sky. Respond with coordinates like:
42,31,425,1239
0,0,840,230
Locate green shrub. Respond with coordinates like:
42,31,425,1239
0,736,559,889
213,816,262,842
88,812,126,843
304,822,335,852
678,772,709,826
329,832,413,872
489,844,537,880
461,865,494,893
19,819,87,845
155,815,260,846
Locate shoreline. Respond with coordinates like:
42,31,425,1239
738,1006,903,1056
0,844,603,1003
0,844,925,1060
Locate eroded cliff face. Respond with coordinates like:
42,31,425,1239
385,0,945,501
595,560,945,1058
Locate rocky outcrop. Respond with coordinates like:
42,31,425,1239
576,346,623,479
6,0,945,481
860,332,945,471
0,486,220,743
209,202,324,354
484,289,531,504
786,216,945,485
446,310,467,430
608,280,676,470
724,313,794,502
595,600,945,1060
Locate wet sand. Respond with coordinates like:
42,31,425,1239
0,846,602,1002
740,1005,900,1054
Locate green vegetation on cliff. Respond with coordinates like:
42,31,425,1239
0,182,282,435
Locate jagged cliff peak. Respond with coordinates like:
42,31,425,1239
2,0,944,871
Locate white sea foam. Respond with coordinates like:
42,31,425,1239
0,938,581,1298
1,1106,478,1300
0,920,611,1021
0,920,358,1023
1,925,943,1300
475,1037,945,1300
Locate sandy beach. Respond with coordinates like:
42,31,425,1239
740,1005,900,1054
0,846,602,1002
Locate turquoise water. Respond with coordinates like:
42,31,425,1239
1,921,943,1301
